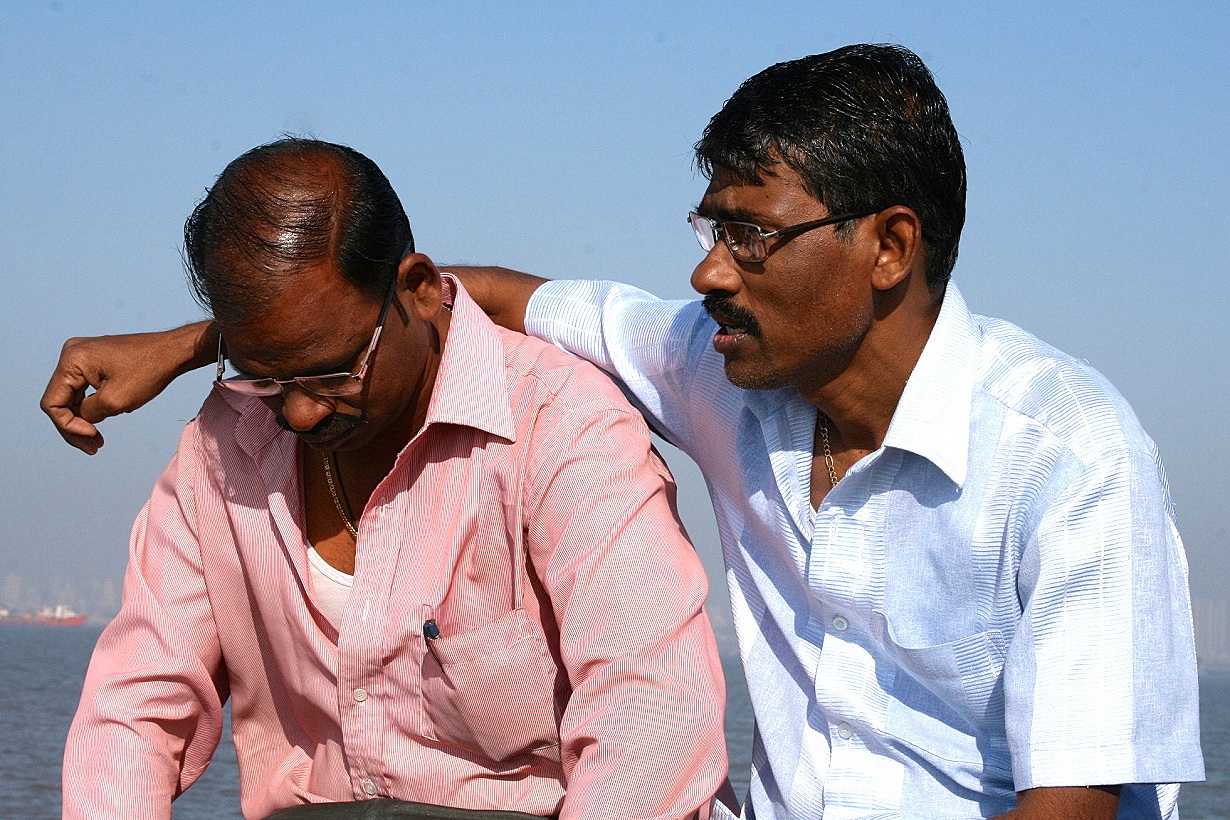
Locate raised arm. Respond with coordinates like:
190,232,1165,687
445,266,548,334
40,321,218,454
42,269,538,454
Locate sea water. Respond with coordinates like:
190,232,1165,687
3,624,1224,819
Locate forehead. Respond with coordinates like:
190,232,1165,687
700,164,823,223
221,266,377,376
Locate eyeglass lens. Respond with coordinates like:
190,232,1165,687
689,214,717,252
218,374,362,397
689,213,765,261
722,223,763,260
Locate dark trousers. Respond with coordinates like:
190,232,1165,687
263,799,553,820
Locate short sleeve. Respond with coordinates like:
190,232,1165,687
525,279,715,451
1006,434,1203,793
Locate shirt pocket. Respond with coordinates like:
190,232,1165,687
421,607,562,763
873,611,1009,769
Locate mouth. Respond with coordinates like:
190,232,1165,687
713,319,753,337
712,322,751,350
703,295,759,352
282,414,365,450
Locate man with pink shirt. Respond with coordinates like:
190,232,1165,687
62,138,727,820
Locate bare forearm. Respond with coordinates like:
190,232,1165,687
994,786,1121,819
41,320,219,453
444,265,548,334
165,319,221,374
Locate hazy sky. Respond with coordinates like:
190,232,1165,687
2,2,1227,626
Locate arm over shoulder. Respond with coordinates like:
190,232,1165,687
524,279,717,450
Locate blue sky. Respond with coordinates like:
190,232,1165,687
2,2,1227,626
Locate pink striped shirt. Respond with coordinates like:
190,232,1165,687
64,277,727,820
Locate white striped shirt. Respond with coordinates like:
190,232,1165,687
526,279,1204,819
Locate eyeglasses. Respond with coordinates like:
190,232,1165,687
688,210,876,263
214,278,398,398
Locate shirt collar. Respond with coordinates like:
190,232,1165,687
424,273,517,442
740,283,976,488
880,283,976,487
224,272,517,459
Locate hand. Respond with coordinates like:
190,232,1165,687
445,265,548,335
40,322,218,454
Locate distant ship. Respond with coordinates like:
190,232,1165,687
0,605,87,626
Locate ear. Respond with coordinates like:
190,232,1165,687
868,206,924,292
398,253,443,321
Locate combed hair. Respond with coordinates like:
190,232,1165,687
695,44,966,288
184,137,413,323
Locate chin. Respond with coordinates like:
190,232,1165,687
723,360,789,392
298,418,371,452
327,428,379,453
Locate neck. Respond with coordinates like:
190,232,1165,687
342,307,449,495
807,280,943,454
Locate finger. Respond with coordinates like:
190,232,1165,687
64,429,105,455
78,388,129,424
40,365,86,411
40,370,90,428
40,361,106,451
41,403,104,454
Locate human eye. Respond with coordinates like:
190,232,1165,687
298,374,362,397
217,375,280,396
724,221,763,249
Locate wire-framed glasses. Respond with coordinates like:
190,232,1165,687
688,210,876,263
214,277,397,398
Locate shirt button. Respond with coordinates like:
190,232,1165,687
832,615,848,631
363,780,377,796
352,688,368,703
836,722,853,740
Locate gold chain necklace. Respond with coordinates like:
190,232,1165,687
817,413,839,489
321,452,358,537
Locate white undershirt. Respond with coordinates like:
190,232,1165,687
307,545,353,626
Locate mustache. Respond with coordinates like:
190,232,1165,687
702,294,761,336
277,412,364,442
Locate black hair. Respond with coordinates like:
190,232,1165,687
695,44,966,288
183,137,413,323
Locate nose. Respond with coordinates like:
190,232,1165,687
690,243,743,297
274,387,336,432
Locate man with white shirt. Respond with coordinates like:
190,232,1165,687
45,46,1203,818
462,45,1205,819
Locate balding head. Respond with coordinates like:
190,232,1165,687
183,138,413,328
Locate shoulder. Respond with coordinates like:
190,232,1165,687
193,388,266,438
972,315,1152,467
183,389,286,470
497,325,643,419
530,279,718,370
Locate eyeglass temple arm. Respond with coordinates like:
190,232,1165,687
215,334,226,381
